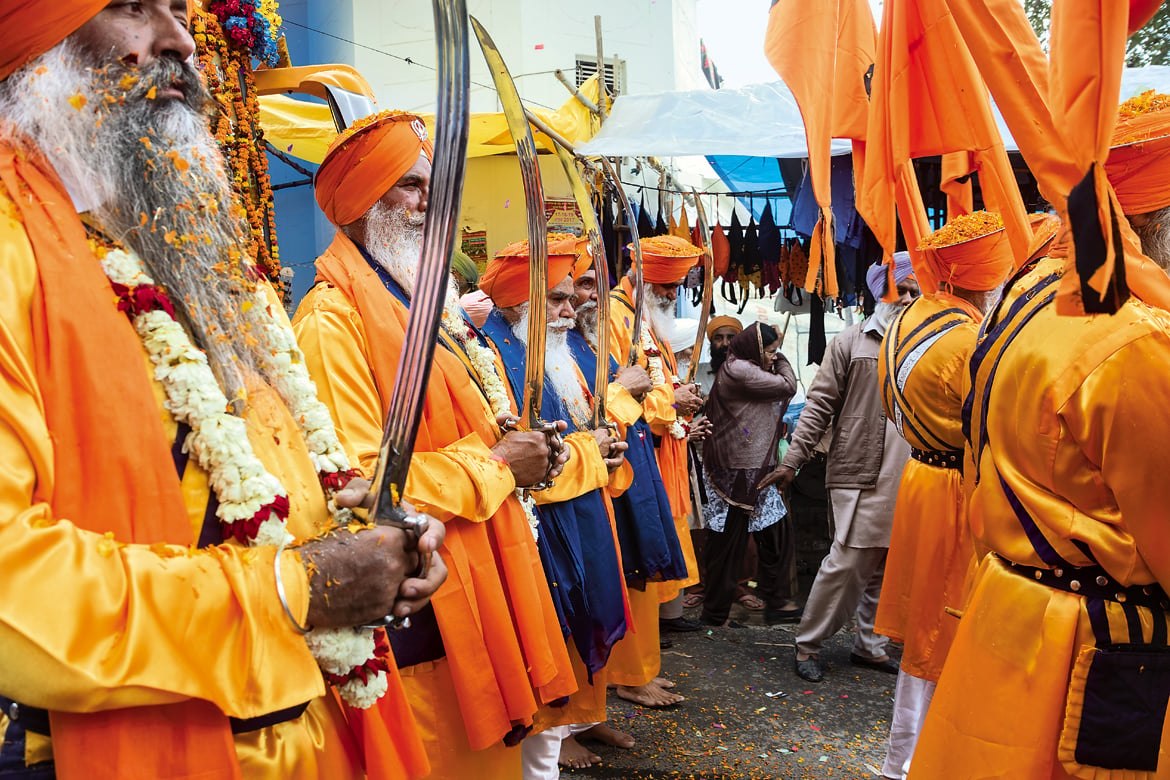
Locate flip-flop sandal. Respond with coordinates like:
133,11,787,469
682,592,705,608
736,592,766,610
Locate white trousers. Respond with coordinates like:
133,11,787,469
520,722,598,780
880,669,935,778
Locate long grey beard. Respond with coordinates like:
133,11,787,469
575,300,599,345
1134,205,1170,272
644,288,677,348
364,201,465,324
0,39,274,402
510,304,591,425
871,301,907,337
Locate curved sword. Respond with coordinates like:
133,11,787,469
470,16,549,431
685,189,715,386
368,0,470,538
551,144,611,427
597,156,645,366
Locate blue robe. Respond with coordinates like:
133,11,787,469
566,328,687,587
480,311,626,676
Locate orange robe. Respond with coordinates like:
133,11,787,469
292,234,575,771
0,142,366,778
608,276,699,600
911,257,1170,778
875,293,980,683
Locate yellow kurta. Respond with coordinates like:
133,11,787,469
912,257,1170,778
875,293,980,682
0,197,359,776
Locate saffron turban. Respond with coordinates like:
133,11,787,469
1,1,108,81
1105,94,1170,216
480,233,579,308
572,236,594,280
705,315,742,338
865,251,915,299
1026,212,1063,264
314,110,434,227
918,213,1013,293
631,235,702,285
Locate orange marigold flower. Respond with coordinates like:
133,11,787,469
918,211,1004,250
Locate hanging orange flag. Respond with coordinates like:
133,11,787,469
765,0,876,297
943,0,1168,313
857,0,1032,293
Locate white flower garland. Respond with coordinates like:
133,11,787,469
639,326,687,440
99,246,388,709
443,311,540,540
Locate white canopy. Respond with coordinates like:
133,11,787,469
577,67,1170,159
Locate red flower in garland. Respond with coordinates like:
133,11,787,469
323,629,392,687
320,468,363,494
111,281,175,319
221,494,290,545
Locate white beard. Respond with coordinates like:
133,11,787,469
510,304,591,427
364,201,466,325
644,288,677,348
575,300,598,345
871,301,907,337
675,357,691,378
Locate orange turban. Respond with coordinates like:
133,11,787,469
631,235,702,285
1026,212,1063,264
314,110,434,227
480,233,579,308
706,315,742,338
1,1,108,81
572,236,593,280
918,212,1013,292
1105,93,1170,216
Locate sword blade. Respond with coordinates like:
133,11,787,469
470,16,548,429
597,156,644,366
551,144,611,427
686,189,715,385
369,0,470,525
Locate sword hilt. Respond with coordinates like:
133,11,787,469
360,504,431,630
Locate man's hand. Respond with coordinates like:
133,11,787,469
592,426,629,472
614,366,653,401
673,383,705,416
391,516,447,619
300,525,418,629
688,415,713,443
757,464,797,492
492,414,571,487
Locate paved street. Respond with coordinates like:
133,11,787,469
570,606,899,780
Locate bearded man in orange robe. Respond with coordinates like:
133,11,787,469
294,110,578,780
0,2,448,778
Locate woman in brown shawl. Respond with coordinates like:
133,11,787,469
700,322,802,627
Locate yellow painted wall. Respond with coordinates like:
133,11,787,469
458,153,574,264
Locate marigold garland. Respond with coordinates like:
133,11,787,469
918,211,1004,250
193,8,282,290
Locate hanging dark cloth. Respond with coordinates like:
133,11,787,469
601,191,620,284
636,195,656,245
480,312,628,677
567,328,687,589
758,203,782,295
807,291,827,365
654,198,668,236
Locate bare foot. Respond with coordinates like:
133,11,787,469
615,681,684,707
653,677,676,689
558,735,601,770
580,723,635,749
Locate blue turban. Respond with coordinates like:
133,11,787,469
866,252,914,299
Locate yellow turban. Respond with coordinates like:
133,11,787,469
630,235,702,285
0,1,108,80
314,110,434,227
571,236,594,280
706,315,742,338
918,212,1013,292
1105,92,1170,216
480,233,579,308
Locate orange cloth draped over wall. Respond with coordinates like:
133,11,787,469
765,0,875,296
295,234,576,753
858,0,1031,291
0,1,108,80
313,111,434,227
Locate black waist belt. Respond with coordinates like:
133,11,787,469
387,603,446,668
0,696,309,736
999,556,1170,611
910,447,963,472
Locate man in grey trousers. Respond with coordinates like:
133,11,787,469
759,258,918,682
